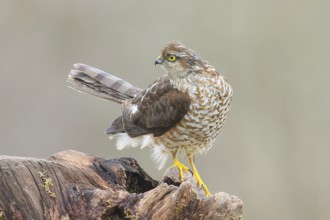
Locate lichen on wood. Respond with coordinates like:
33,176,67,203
0,150,243,219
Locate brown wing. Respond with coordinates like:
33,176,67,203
106,75,191,138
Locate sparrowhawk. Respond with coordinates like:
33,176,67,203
67,41,233,196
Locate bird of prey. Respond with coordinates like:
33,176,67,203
67,41,233,197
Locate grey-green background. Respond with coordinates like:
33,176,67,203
1,1,329,219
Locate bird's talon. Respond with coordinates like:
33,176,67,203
188,168,193,177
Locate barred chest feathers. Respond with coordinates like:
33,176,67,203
153,73,233,156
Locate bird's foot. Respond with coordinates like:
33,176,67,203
168,157,190,182
192,168,211,197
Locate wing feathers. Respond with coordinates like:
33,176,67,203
68,65,191,139
118,75,191,138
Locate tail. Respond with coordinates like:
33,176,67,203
67,63,142,103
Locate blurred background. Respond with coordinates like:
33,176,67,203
0,1,329,219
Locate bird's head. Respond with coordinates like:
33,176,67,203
155,41,204,79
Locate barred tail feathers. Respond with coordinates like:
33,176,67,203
67,63,142,103
68,63,169,169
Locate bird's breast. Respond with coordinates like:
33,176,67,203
153,76,232,154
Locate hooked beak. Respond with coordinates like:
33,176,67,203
155,56,163,65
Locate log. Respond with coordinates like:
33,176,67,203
0,150,243,220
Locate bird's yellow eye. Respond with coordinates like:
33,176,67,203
166,55,177,62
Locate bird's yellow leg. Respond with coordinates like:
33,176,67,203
168,155,190,182
187,155,211,197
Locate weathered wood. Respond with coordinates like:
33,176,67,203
0,150,243,220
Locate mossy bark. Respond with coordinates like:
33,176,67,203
0,150,243,220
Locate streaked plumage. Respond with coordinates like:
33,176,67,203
67,41,233,196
